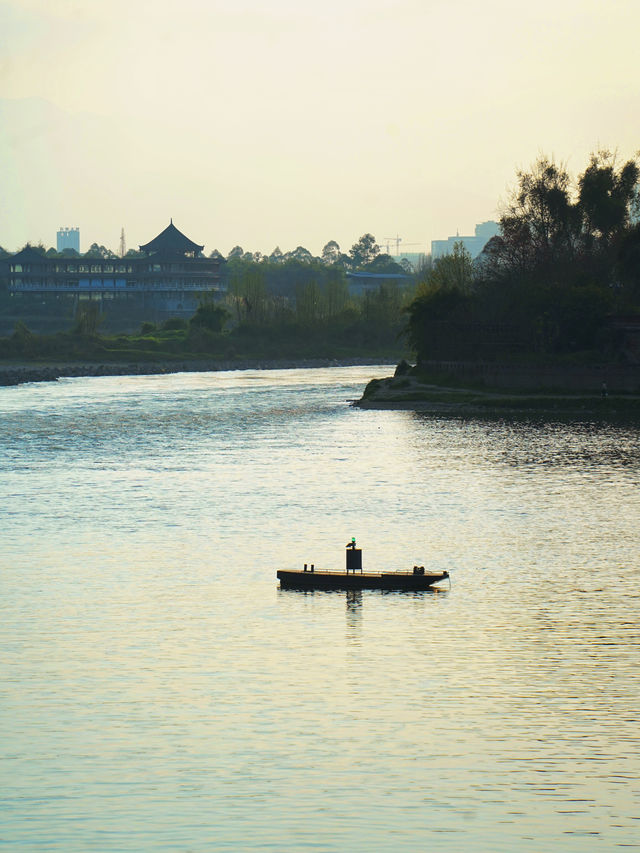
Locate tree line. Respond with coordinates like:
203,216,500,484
215,235,413,353
0,232,411,271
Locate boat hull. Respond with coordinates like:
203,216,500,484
277,569,449,591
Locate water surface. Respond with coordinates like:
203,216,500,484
1,366,639,851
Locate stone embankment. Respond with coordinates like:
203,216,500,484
0,357,389,387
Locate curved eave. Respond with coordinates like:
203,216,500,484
139,222,204,255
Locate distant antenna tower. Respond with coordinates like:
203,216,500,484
119,227,126,258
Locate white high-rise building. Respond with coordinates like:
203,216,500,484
431,220,499,260
57,227,80,253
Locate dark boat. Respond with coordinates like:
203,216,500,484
277,540,449,591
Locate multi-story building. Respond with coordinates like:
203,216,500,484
431,220,500,260
7,221,225,315
56,227,80,253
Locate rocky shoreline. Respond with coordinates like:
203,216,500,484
0,357,393,387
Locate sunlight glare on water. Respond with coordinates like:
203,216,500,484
1,366,639,851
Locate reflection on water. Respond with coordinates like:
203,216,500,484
411,412,640,469
1,367,639,852
345,592,363,646
345,589,362,613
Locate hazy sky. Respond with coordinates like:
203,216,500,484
1,0,639,256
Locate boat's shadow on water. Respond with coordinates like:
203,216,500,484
276,586,450,602
276,586,449,634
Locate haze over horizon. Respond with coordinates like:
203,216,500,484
1,0,639,256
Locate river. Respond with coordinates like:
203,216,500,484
1,366,638,851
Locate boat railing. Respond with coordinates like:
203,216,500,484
296,567,436,576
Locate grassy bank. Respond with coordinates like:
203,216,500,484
0,322,408,370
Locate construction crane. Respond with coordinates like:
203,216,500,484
382,235,422,256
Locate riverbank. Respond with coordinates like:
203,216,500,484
355,373,640,421
0,357,394,387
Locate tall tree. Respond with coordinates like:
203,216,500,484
502,156,578,273
424,241,474,293
578,150,639,250
323,273,349,317
229,264,267,323
349,233,380,268
322,240,341,265
85,243,116,259
481,151,639,290
286,246,314,264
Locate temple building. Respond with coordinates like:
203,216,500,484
6,221,225,317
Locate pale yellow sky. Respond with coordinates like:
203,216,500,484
1,0,639,255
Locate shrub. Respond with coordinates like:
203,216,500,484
190,301,229,333
161,317,189,331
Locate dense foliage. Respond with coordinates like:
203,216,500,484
0,288,411,363
406,151,640,363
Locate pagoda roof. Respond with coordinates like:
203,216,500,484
139,221,204,255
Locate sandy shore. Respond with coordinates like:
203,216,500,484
0,357,394,387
